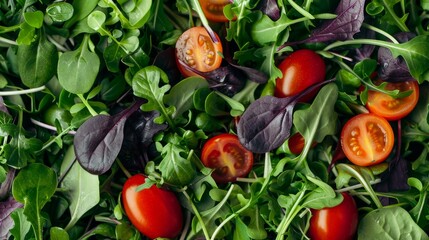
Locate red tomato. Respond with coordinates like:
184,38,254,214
275,49,326,101
199,0,232,22
287,132,317,155
201,133,253,183
308,192,358,240
341,113,394,167
175,26,223,77
122,174,183,239
366,80,419,121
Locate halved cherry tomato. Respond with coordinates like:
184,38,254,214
366,80,419,121
199,0,232,22
308,192,358,240
275,49,326,102
341,113,394,167
122,174,183,239
175,26,223,77
201,133,253,183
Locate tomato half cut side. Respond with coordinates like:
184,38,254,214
366,80,419,121
175,26,223,77
308,192,358,240
199,0,232,22
340,113,394,167
201,133,253,183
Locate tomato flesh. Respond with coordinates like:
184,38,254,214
175,26,223,77
275,49,326,101
201,133,253,183
367,80,419,121
341,113,394,167
199,0,231,22
122,175,183,239
309,192,358,240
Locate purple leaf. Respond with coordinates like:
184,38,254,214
377,32,415,82
0,197,23,239
0,169,15,200
258,0,280,21
74,100,144,175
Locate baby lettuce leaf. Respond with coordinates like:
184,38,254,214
61,146,99,231
17,30,58,88
12,163,57,240
358,207,429,240
74,100,143,175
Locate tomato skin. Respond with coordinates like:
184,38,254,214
175,26,223,77
201,133,254,183
308,192,358,240
341,113,394,167
122,174,183,239
199,0,232,22
275,49,326,101
366,80,419,121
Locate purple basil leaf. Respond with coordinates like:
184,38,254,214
377,32,415,82
237,95,298,153
258,0,281,21
74,100,143,175
0,169,15,200
227,61,268,84
0,197,23,239
118,110,167,171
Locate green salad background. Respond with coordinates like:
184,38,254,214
0,0,429,239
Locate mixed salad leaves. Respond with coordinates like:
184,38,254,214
0,0,429,239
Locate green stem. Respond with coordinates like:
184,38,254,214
0,86,46,96
116,158,132,178
77,94,98,116
275,189,306,240
210,185,240,240
182,190,211,240
0,24,20,34
287,0,314,19
37,126,75,152
362,23,399,44
324,38,397,52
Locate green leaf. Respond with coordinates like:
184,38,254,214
50,227,69,240
358,207,429,240
302,176,343,209
87,11,106,32
254,45,283,81
60,146,100,231
12,163,57,240
64,0,98,28
251,14,290,45
234,218,250,240
58,35,100,94
79,223,116,240
17,31,58,87
10,208,32,240
164,77,209,118
125,0,152,28
46,2,74,22
24,11,44,28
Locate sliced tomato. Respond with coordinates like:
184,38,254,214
175,26,223,77
201,133,253,183
340,113,394,167
366,80,419,121
199,0,232,22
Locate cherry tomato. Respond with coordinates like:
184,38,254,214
366,80,419,121
275,49,326,101
287,132,317,155
175,26,223,77
308,192,358,240
122,174,183,239
341,113,394,167
199,0,232,22
201,133,253,183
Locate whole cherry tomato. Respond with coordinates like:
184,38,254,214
201,133,253,183
275,49,326,101
199,0,232,22
175,26,223,77
122,174,183,239
366,80,419,121
308,192,358,240
341,113,394,167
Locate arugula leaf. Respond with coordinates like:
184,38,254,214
9,208,31,240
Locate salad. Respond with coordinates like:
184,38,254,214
1,0,429,239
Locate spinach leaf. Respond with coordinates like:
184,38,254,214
61,146,99,230
358,207,429,240
58,34,100,94
46,2,74,22
12,163,57,240
17,30,58,88
74,100,143,175
50,227,69,240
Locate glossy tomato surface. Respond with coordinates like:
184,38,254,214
275,49,326,101
367,80,419,121
201,133,253,183
199,0,231,22
122,174,183,239
175,26,223,77
308,192,358,240
341,113,394,166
